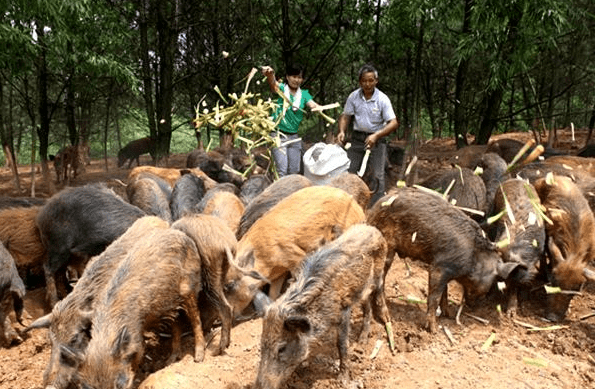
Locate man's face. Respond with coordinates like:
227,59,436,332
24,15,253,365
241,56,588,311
286,73,304,90
359,71,378,95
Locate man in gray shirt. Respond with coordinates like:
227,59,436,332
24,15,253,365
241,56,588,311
337,64,399,206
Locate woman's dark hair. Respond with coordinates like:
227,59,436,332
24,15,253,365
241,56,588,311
286,63,304,77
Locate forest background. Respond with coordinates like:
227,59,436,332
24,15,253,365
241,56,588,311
0,0,594,189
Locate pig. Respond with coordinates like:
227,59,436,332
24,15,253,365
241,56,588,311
0,241,26,348
117,137,154,168
36,184,146,306
169,173,206,221
128,165,217,192
477,152,509,216
171,214,261,355
542,155,594,175
419,167,487,220
490,178,546,316
198,190,245,234
366,187,521,333
328,171,372,210
255,224,393,389
230,186,365,315
186,148,245,187
0,206,46,287
533,175,595,321
236,174,312,240
517,161,595,213
0,196,45,209
71,227,205,389
26,216,170,389
126,174,172,223
53,144,89,184
447,145,488,169
239,174,272,205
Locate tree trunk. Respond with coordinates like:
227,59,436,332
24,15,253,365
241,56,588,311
453,0,474,148
35,24,54,195
155,0,177,164
477,87,504,144
1,80,21,191
139,0,157,160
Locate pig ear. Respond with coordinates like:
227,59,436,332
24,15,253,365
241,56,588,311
112,327,131,358
548,239,565,267
25,313,52,332
252,290,272,316
497,262,525,279
284,316,311,335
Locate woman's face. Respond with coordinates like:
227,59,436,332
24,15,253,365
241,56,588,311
359,71,378,96
286,73,304,90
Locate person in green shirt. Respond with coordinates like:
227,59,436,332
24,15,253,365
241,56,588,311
261,64,321,177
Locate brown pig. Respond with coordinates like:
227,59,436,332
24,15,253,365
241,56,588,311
230,186,366,315
171,214,257,355
26,216,170,389
198,190,245,235
71,227,205,389
533,174,595,321
255,224,393,389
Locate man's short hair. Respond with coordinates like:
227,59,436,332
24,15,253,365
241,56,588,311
286,63,304,77
358,64,378,80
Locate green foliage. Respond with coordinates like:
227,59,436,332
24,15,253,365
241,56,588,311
0,0,593,170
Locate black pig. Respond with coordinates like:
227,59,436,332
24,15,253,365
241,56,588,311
366,187,521,333
0,242,25,348
36,184,146,306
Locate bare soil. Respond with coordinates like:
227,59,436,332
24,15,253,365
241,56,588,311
0,130,593,389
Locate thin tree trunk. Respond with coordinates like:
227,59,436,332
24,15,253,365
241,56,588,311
139,0,157,159
35,24,54,194
453,0,474,148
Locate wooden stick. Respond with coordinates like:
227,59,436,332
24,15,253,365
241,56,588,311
443,325,457,345
463,312,490,325
579,312,595,321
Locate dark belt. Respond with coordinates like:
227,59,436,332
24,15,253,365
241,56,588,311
351,131,371,142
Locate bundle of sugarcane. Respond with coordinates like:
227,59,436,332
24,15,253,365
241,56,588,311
193,67,340,178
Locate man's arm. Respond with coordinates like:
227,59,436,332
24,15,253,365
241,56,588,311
366,118,398,149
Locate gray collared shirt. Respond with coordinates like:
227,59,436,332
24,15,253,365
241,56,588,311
342,88,396,133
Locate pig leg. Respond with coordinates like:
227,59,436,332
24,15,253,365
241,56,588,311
182,293,205,362
426,267,450,333
337,307,352,383
43,262,60,308
505,284,519,318
203,288,233,355
358,297,372,345
167,319,183,365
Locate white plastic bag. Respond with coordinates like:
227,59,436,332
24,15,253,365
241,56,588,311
303,142,350,185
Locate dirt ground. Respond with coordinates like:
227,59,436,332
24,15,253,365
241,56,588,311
0,129,593,389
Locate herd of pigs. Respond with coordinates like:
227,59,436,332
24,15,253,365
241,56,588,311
0,136,594,389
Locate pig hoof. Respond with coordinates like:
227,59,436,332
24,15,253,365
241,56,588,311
344,379,363,389
194,348,205,363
